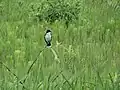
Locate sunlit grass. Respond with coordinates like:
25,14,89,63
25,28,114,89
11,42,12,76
0,0,120,90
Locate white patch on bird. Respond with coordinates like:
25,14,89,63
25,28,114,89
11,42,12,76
45,32,51,42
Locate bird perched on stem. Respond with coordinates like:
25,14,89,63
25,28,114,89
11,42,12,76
44,29,52,47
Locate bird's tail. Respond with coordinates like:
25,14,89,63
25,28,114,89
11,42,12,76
47,42,51,46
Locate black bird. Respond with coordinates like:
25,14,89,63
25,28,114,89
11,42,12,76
44,29,52,47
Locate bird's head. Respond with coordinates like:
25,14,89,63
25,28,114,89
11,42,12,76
46,29,51,33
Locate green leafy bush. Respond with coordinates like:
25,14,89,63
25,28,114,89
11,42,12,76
29,0,81,27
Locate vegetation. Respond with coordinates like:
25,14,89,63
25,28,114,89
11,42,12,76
0,0,120,90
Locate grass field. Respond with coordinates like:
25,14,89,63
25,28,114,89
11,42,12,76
0,0,120,90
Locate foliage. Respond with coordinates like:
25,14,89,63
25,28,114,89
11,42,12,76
0,0,120,90
29,0,81,27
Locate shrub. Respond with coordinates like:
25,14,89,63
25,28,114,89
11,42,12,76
29,0,81,27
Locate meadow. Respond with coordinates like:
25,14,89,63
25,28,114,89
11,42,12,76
0,0,120,90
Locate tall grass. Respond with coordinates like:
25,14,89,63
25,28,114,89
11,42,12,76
0,0,120,90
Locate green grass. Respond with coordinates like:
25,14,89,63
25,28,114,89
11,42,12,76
0,0,120,90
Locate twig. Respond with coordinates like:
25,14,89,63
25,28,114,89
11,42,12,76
62,74,73,88
50,48,60,63
52,70,63,82
21,47,45,89
0,62,28,89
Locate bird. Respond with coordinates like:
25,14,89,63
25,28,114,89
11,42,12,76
44,29,52,47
